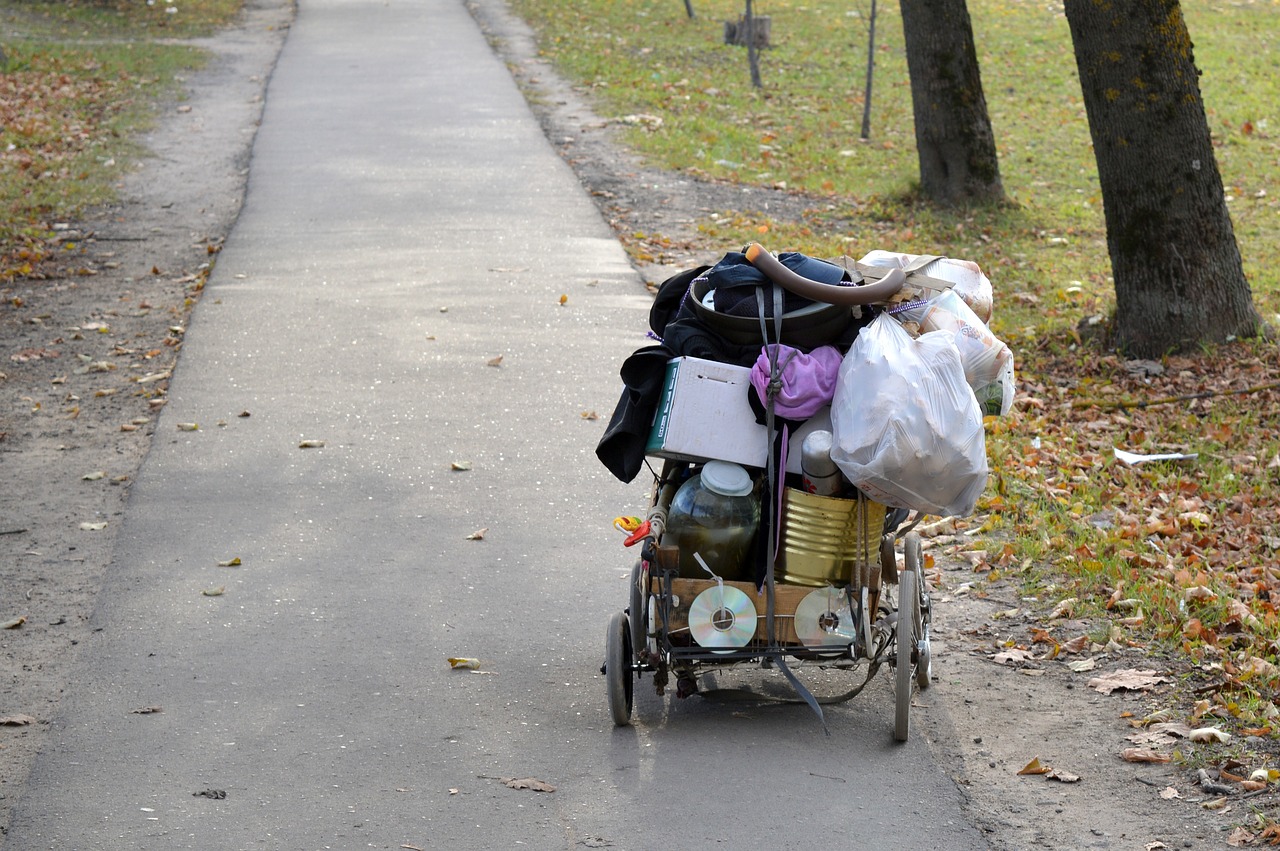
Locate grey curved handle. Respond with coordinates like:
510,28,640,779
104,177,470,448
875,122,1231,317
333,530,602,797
744,242,905,306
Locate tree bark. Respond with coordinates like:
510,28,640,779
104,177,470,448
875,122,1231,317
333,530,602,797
1063,0,1259,356
897,0,1003,205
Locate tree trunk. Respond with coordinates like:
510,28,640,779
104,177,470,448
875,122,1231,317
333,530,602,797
859,0,878,140
897,0,1003,205
1063,0,1259,357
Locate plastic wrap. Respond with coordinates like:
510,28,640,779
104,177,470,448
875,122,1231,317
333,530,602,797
859,249,994,324
894,289,1015,416
829,313,988,518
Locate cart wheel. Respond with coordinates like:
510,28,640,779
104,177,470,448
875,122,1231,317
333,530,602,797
628,559,646,660
894,568,920,742
606,611,634,726
903,532,932,689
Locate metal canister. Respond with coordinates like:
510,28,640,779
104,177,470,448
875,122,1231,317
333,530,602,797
800,429,842,496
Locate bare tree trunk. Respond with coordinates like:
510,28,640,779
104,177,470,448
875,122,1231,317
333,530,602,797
898,0,1003,204
859,0,878,140
683,0,695,19
1063,0,1259,356
745,0,762,88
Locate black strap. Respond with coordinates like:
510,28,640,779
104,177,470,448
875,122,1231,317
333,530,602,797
755,284,829,735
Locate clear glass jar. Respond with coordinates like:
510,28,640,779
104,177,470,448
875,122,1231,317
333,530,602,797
664,460,760,582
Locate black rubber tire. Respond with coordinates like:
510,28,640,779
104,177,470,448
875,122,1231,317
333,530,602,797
903,532,932,689
628,559,646,661
894,569,919,742
606,611,633,726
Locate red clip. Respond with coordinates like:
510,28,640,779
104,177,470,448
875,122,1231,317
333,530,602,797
622,520,651,547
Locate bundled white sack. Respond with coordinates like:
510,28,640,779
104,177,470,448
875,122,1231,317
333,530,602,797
895,289,1015,416
859,249,994,324
830,313,988,518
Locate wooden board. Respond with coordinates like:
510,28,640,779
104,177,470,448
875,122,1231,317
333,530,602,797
650,577,856,647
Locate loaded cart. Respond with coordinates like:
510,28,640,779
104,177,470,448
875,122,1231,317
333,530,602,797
596,243,1013,740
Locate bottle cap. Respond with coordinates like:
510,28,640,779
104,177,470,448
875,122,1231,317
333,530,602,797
699,460,753,497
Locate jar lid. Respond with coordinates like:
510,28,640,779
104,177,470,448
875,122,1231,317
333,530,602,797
699,460,753,497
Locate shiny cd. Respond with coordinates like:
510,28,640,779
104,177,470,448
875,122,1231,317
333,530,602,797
688,586,757,651
794,586,857,649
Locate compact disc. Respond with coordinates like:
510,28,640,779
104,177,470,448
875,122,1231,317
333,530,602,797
793,586,857,649
688,586,757,651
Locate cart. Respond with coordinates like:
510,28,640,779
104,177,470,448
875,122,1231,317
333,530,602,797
604,457,933,740
599,241,942,742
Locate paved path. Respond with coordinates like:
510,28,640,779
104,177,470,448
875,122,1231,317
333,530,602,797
7,1,986,848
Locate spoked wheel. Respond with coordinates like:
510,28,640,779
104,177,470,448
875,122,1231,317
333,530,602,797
903,532,932,689
605,610,634,726
894,567,920,742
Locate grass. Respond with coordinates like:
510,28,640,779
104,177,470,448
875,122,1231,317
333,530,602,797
508,0,1280,736
0,0,244,278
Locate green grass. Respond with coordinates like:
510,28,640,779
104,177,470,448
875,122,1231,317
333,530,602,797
508,0,1280,332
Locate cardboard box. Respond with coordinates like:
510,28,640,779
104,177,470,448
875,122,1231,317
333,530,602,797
645,356,829,472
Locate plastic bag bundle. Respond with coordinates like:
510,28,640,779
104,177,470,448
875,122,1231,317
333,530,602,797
860,249,994,323
829,313,988,518
894,289,1015,416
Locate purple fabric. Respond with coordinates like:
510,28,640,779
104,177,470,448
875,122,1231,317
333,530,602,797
750,344,843,420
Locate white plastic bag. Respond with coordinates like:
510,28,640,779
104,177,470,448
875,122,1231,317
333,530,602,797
894,289,1015,416
829,313,988,518
859,249,995,323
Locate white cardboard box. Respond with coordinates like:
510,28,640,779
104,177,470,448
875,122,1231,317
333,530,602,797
645,356,828,473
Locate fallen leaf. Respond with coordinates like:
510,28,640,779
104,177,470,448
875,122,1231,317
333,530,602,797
1159,786,1181,800
1060,634,1090,654
1087,669,1171,694
448,789,459,795
131,706,163,715
1251,768,1280,784
1046,769,1080,783
202,586,226,597
1067,658,1097,673
581,410,599,421
448,657,482,670
487,355,504,367
82,471,106,481
0,714,36,726
1049,598,1075,619
502,777,555,793
177,422,199,431
1148,721,1193,738
1241,780,1267,792
993,647,1036,666
1188,727,1231,744
79,522,108,531
217,557,242,567
1121,748,1171,764
558,294,568,305
299,440,325,448
1018,756,1051,775
1184,585,1218,602
1,616,26,630
466,528,488,541
1202,797,1228,811
450,461,472,471
1228,827,1256,847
